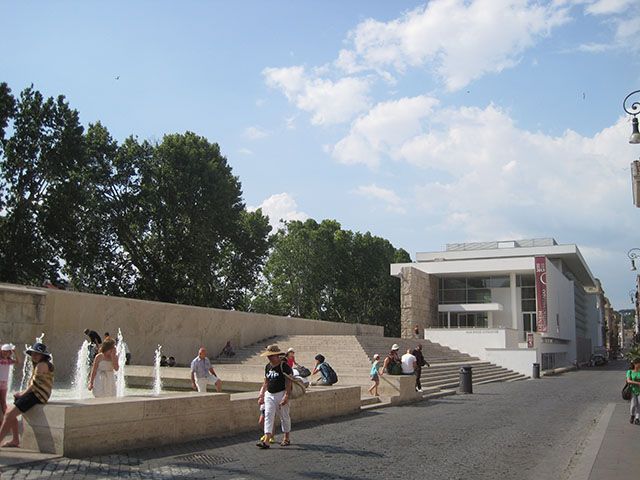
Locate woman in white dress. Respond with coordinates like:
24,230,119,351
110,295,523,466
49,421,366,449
88,338,118,398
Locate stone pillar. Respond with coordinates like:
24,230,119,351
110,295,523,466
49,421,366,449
400,267,439,338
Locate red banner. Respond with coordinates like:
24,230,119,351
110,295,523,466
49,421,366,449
535,256,548,333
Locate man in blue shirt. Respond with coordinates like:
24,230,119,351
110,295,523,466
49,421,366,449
190,347,222,392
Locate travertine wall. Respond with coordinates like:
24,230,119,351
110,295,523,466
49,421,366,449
22,387,362,457
0,283,383,381
400,267,439,338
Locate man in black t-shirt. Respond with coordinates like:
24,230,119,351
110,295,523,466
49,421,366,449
257,344,292,449
411,344,430,392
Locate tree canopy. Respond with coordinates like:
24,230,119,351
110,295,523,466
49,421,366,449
251,219,410,336
0,82,410,334
0,83,271,309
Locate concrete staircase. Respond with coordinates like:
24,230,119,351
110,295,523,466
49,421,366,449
213,334,527,409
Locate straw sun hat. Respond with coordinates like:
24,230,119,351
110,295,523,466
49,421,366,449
260,344,285,357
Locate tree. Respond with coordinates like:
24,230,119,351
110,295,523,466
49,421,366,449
0,84,85,285
252,219,410,336
0,83,271,310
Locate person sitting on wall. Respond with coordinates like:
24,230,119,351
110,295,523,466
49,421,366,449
401,348,417,377
167,356,176,367
0,343,54,448
382,344,403,375
311,354,338,386
220,341,236,357
160,355,168,367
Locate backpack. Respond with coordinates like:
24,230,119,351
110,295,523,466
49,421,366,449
324,363,338,384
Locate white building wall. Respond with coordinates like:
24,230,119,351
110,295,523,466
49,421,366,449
544,259,577,364
490,287,512,328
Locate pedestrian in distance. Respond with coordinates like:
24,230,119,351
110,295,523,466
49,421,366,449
382,344,402,375
627,357,640,425
411,344,430,393
413,324,421,339
0,344,19,422
88,338,118,398
368,353,381,396
0,343,54,448
190,347,222,393
257,344,292,449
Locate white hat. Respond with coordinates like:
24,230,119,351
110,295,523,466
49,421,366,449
391,344,400,351
287,347,295,353
1,343,15,351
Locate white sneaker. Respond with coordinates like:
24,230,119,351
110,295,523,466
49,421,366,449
417,388,423,393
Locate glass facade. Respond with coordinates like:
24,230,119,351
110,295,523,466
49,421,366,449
438,276,510,304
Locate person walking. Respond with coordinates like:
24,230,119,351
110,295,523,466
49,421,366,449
368,354,381,396
0,343,54,448
627,357,640,425
257,344,292,449
411,344,430,393
191,347,222,393
88,338,118,398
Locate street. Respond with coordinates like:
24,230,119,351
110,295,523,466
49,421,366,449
0,362,634,480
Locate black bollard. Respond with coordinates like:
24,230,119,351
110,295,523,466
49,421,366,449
459,365,473,394
532,362,540,379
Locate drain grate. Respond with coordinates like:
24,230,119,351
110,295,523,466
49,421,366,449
172,453,237,467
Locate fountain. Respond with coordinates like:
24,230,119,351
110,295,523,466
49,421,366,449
153,345,163,395
71,340,91,399
19,343,32,391
7,362,14,395
115,329,128,398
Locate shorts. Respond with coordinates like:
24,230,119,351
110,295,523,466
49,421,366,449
370,374,379,382
14,392,42,413
259,403,265,414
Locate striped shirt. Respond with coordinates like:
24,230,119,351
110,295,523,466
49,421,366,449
30,361,54,403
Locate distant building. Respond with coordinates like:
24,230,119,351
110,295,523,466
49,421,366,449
391,238,606,375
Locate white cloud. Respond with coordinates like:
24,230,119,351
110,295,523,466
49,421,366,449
249,193,309,230
336,0,570,91
243,126,269,140
237,148,253,156
333,95,636,241
353,184,406,214
586,0,634,15
332,95,439,167
263,66,371,125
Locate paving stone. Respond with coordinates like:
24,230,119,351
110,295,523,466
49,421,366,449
0,363,628,479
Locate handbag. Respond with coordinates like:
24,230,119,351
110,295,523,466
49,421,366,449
622,382,632,401
283,371,307,399
296,365,311,377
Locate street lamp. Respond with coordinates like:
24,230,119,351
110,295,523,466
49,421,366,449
628,248,640,271
623,90,640,144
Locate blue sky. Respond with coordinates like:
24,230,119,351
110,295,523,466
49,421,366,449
3,0,640,308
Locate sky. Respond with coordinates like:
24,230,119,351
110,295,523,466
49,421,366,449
3,0,640,309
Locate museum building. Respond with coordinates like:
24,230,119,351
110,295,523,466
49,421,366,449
390,238,605,376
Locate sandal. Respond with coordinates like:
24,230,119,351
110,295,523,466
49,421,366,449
280,439,290,447
256,440,270,449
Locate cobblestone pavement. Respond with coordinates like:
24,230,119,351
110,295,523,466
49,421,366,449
0,363,627,480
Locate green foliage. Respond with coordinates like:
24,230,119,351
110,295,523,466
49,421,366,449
0,83,85,285
626,343,640,363
0,83,271,309
252,219,410,336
